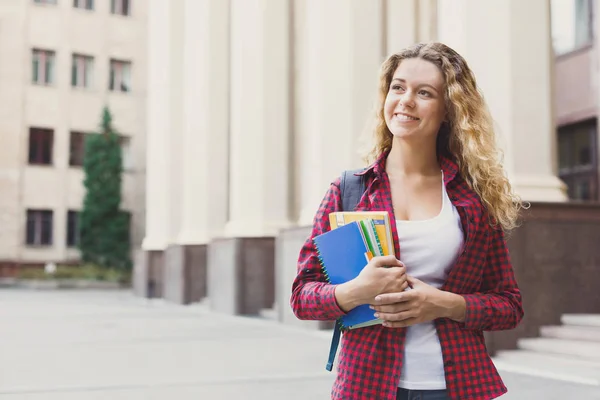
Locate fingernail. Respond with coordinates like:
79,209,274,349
374,313,380,319
374,296,381,302
369,305,374,310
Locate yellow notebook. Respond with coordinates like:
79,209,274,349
328,211,394,256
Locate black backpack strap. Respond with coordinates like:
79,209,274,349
340,168,367,211
325,168,367,372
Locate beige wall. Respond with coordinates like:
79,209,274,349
0,0,147,264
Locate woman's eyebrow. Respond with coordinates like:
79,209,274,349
391,78,439,93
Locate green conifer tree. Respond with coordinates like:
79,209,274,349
79,106,131,270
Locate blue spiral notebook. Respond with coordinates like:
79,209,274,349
313,221,382,330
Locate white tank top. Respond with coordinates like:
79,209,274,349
396,174,464,390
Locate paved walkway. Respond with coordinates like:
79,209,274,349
0,289,598,399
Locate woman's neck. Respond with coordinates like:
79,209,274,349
385,136,440,177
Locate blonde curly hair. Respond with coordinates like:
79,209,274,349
364,42,523,231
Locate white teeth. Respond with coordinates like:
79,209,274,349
395,114,419,121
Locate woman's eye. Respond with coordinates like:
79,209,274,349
419,90,431,97
392,85,404,91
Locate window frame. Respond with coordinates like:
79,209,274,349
109,59,132,93
558,119,599,201
66,210,80,247
552,0,595,56
73,0,94,10
32,49,56,86
69,131,87,167
28,127,54,166
26,209,54,247
71,53,94,88
110,0,131,16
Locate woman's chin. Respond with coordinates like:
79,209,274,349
390,129,418,139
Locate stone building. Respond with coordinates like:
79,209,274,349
0,0,147,275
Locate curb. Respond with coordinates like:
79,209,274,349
0,278,129,290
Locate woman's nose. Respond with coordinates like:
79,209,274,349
399,92,415,108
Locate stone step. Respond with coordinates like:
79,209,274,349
493,350,600,386
540,325,600,342
562,314,600,328
518,337,600,361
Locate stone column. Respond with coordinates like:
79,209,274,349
163,0,230,305
135,0,173,298
223,0,292,237
278,1,385,328
295,0,385,226
385,0,418,55
384,0,437,56
208,0,291,315
437,0,567,202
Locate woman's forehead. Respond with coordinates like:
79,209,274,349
392,58,444,88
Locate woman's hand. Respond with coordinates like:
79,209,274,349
335,255,408,312
370,276,466,327
355,255,408,299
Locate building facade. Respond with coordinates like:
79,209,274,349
142,0,571,253
137,0,578,306
0,0,147,274
552,0,600,201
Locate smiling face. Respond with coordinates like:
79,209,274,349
384,58,446,142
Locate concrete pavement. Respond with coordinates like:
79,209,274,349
0,289,598,399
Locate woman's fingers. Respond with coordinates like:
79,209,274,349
370,301,411,313
374,310,413,322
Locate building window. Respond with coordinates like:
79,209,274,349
26,210,53,246
69,131,87,167
32,49,55,85
558,119,598,201
33,0,57,4
109,59,131,92
66,210,80,247
28,127,54,165
111,0,130,16
73,0,94,10
551,0,593,55
71,54,94,88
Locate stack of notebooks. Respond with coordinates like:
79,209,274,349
314,211,394,330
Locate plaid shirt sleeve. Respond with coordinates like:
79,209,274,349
462,224,524,331
290,179,348,321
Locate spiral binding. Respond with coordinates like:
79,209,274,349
313,238,348,331
315,249,332,284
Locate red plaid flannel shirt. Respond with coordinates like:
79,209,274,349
290,152,524,400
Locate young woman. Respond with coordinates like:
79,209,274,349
291,42,524,400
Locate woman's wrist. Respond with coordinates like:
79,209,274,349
334,280,363,312
438,290,467,322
